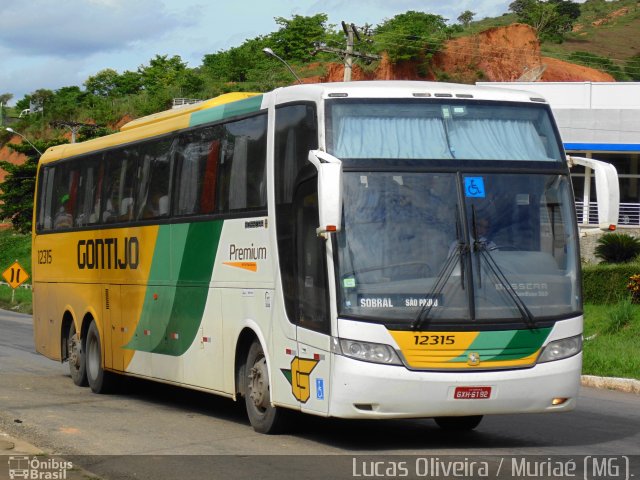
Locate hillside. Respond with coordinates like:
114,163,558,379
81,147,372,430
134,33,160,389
319,24,614,83
469,0,640,78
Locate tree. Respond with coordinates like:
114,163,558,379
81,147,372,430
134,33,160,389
84,69,120,97
0,93,12,125
374,11,450,63
138,55,188,93
0,138,67,233
457,10,476,28
48,86,86,121
509,0,581,42
270,14,334,62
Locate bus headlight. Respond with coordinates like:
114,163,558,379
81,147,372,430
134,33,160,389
332,337,403,365
538,335,582,363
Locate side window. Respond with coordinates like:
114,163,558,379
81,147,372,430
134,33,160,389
74,159,99,228
217,114,267,213
174,126,222,217
136,138,174,220
274,104,319,324
37,167,55,231
50,162,80,230
103,148,139,223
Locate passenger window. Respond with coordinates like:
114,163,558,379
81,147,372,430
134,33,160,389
174,126,221,216
103,149,139,223
136,138,174,220
217,114,267,213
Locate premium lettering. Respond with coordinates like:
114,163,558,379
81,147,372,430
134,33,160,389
229,243,267,261
77,237,139,270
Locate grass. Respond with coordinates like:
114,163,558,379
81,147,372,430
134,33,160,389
0,228,32,313
583,302,640,380
0,284,32,314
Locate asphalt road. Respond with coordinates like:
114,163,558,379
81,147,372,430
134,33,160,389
0,310,638,479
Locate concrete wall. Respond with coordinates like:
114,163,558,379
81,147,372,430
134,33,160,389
579,227,640,264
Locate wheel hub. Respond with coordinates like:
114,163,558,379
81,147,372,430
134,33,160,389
248,358,269,410
69,334,80,368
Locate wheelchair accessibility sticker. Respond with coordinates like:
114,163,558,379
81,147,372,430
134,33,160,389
465,177,485,198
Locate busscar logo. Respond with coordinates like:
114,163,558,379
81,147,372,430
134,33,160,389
8,456,73,480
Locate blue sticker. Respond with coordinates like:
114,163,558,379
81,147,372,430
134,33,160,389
316,378,325,400
465,177,486,198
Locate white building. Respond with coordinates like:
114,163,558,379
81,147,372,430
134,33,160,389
479,82,640,228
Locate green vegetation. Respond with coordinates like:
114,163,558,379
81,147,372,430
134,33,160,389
583,303,640,379
594,232,640,264
582,260,640,304
0,229,32,313
509,0,581,43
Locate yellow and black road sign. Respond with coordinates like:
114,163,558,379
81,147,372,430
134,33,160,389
2,261,29,289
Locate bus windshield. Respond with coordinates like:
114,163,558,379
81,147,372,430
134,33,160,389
335,172,579,325
326,99,563,163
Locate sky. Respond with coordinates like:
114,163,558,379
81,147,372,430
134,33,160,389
0,0,514,106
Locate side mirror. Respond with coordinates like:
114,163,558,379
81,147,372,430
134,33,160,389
308,150,343,235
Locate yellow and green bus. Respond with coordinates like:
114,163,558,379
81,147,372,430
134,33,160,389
32,82,613,434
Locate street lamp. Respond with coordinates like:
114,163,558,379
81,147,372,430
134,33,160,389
4,127,43,156
262,48,303,85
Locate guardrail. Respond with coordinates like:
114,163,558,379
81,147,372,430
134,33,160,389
576,201,640,227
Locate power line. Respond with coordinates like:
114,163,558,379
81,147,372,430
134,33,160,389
312,21,380,81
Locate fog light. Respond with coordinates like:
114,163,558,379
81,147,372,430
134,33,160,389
552,397,568,406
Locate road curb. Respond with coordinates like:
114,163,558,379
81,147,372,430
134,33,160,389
581,375,640,394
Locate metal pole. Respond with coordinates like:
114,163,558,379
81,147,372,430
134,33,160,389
262,48,302,84
4,128,43,156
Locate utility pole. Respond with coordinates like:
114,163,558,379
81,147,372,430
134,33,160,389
50,121,99,143
312,21,380,82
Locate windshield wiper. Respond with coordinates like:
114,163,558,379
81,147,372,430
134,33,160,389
473,242,537,330
412,243,466,330
413,208,468,330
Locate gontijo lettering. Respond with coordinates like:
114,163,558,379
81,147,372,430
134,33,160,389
77,237,139,270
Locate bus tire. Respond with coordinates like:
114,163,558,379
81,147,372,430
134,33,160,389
244,341,288,434
68,321,87,387
85,320,116,394
434,415,483,431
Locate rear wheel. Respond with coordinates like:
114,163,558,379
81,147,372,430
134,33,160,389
85,320,116,394
68,322,87,387
434,415,483,431
244,341,288,434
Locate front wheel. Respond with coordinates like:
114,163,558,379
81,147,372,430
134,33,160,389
68,321,87,387
434,415,483,431
85,320,116,394
244,341,289,434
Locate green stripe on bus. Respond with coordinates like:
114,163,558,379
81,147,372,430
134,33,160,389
126,221,223,356
448,327,551,363
153,220,223,355
190,95,263,127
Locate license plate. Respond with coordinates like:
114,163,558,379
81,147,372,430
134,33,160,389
454,386,492,399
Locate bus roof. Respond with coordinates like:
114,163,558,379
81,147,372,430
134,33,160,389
38,81,548,165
